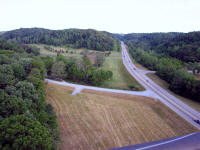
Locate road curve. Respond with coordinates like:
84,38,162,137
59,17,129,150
121,41,200,129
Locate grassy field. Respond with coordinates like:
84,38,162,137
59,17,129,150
101,51,144,91
46,82,198,150
147,73,200,112
31,44,106,63
35,44,144,90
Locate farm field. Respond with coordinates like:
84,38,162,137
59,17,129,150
46,82,197,150
101,52,144,91
147,73,200,112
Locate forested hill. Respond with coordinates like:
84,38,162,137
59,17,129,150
0,28,120,51
118,32,200,62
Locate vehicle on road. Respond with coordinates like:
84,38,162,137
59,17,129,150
194,120,200,124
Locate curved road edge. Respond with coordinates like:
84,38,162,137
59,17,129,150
121,41,200,130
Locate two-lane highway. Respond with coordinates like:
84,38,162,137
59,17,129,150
121,42,200,129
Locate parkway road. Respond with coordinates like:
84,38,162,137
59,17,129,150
46,42,200,129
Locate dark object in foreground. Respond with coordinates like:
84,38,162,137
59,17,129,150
194,119,200,124
110,132,200,150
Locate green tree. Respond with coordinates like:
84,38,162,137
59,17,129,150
0,64,15,88
0,115,53,150
11,63,26,80
82,55,92,70
95,53,105,67
0,91,27,118
51,61,66,79
41,56,54,75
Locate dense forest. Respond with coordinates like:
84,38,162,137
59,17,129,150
0,39,59,149
1,28,121,51
119,32,200,63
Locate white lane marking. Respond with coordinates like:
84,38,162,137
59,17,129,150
136,133,197,150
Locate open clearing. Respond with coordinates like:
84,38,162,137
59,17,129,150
101,51,144,91
46,82,197,150
31,44,106,64
147,73,200,112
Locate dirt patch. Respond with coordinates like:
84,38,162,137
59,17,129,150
82,89,156,105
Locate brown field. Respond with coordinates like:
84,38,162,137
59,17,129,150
195,74,200,80
46,82,198,150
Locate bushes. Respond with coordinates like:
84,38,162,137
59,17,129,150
0,50,14,54
0,115,53,150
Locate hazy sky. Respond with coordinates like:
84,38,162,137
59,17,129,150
0,0,200,33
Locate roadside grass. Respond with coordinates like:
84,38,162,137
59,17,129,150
101,51,144,91
147,73,200,112
46,82,197,150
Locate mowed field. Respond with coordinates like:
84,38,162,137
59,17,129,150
101,52,144,91
46,82,198,150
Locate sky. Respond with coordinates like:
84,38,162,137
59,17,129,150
0,0,200,33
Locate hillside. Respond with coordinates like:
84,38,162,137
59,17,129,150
123,32,200,104
120,32,200,62
0,28,120,51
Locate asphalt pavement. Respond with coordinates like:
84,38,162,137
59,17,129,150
110,132,200,150
121,41,200,129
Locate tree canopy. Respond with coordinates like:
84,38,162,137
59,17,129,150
0,39,59,149
1,28,121,51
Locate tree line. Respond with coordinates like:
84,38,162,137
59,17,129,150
42,54,113,86
0,38,40,55
1,28,121,51
127,43,200,102
0,40,59,149
119,32,200,63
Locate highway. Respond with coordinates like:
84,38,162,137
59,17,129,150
121,41,200,129
110,132,200,150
